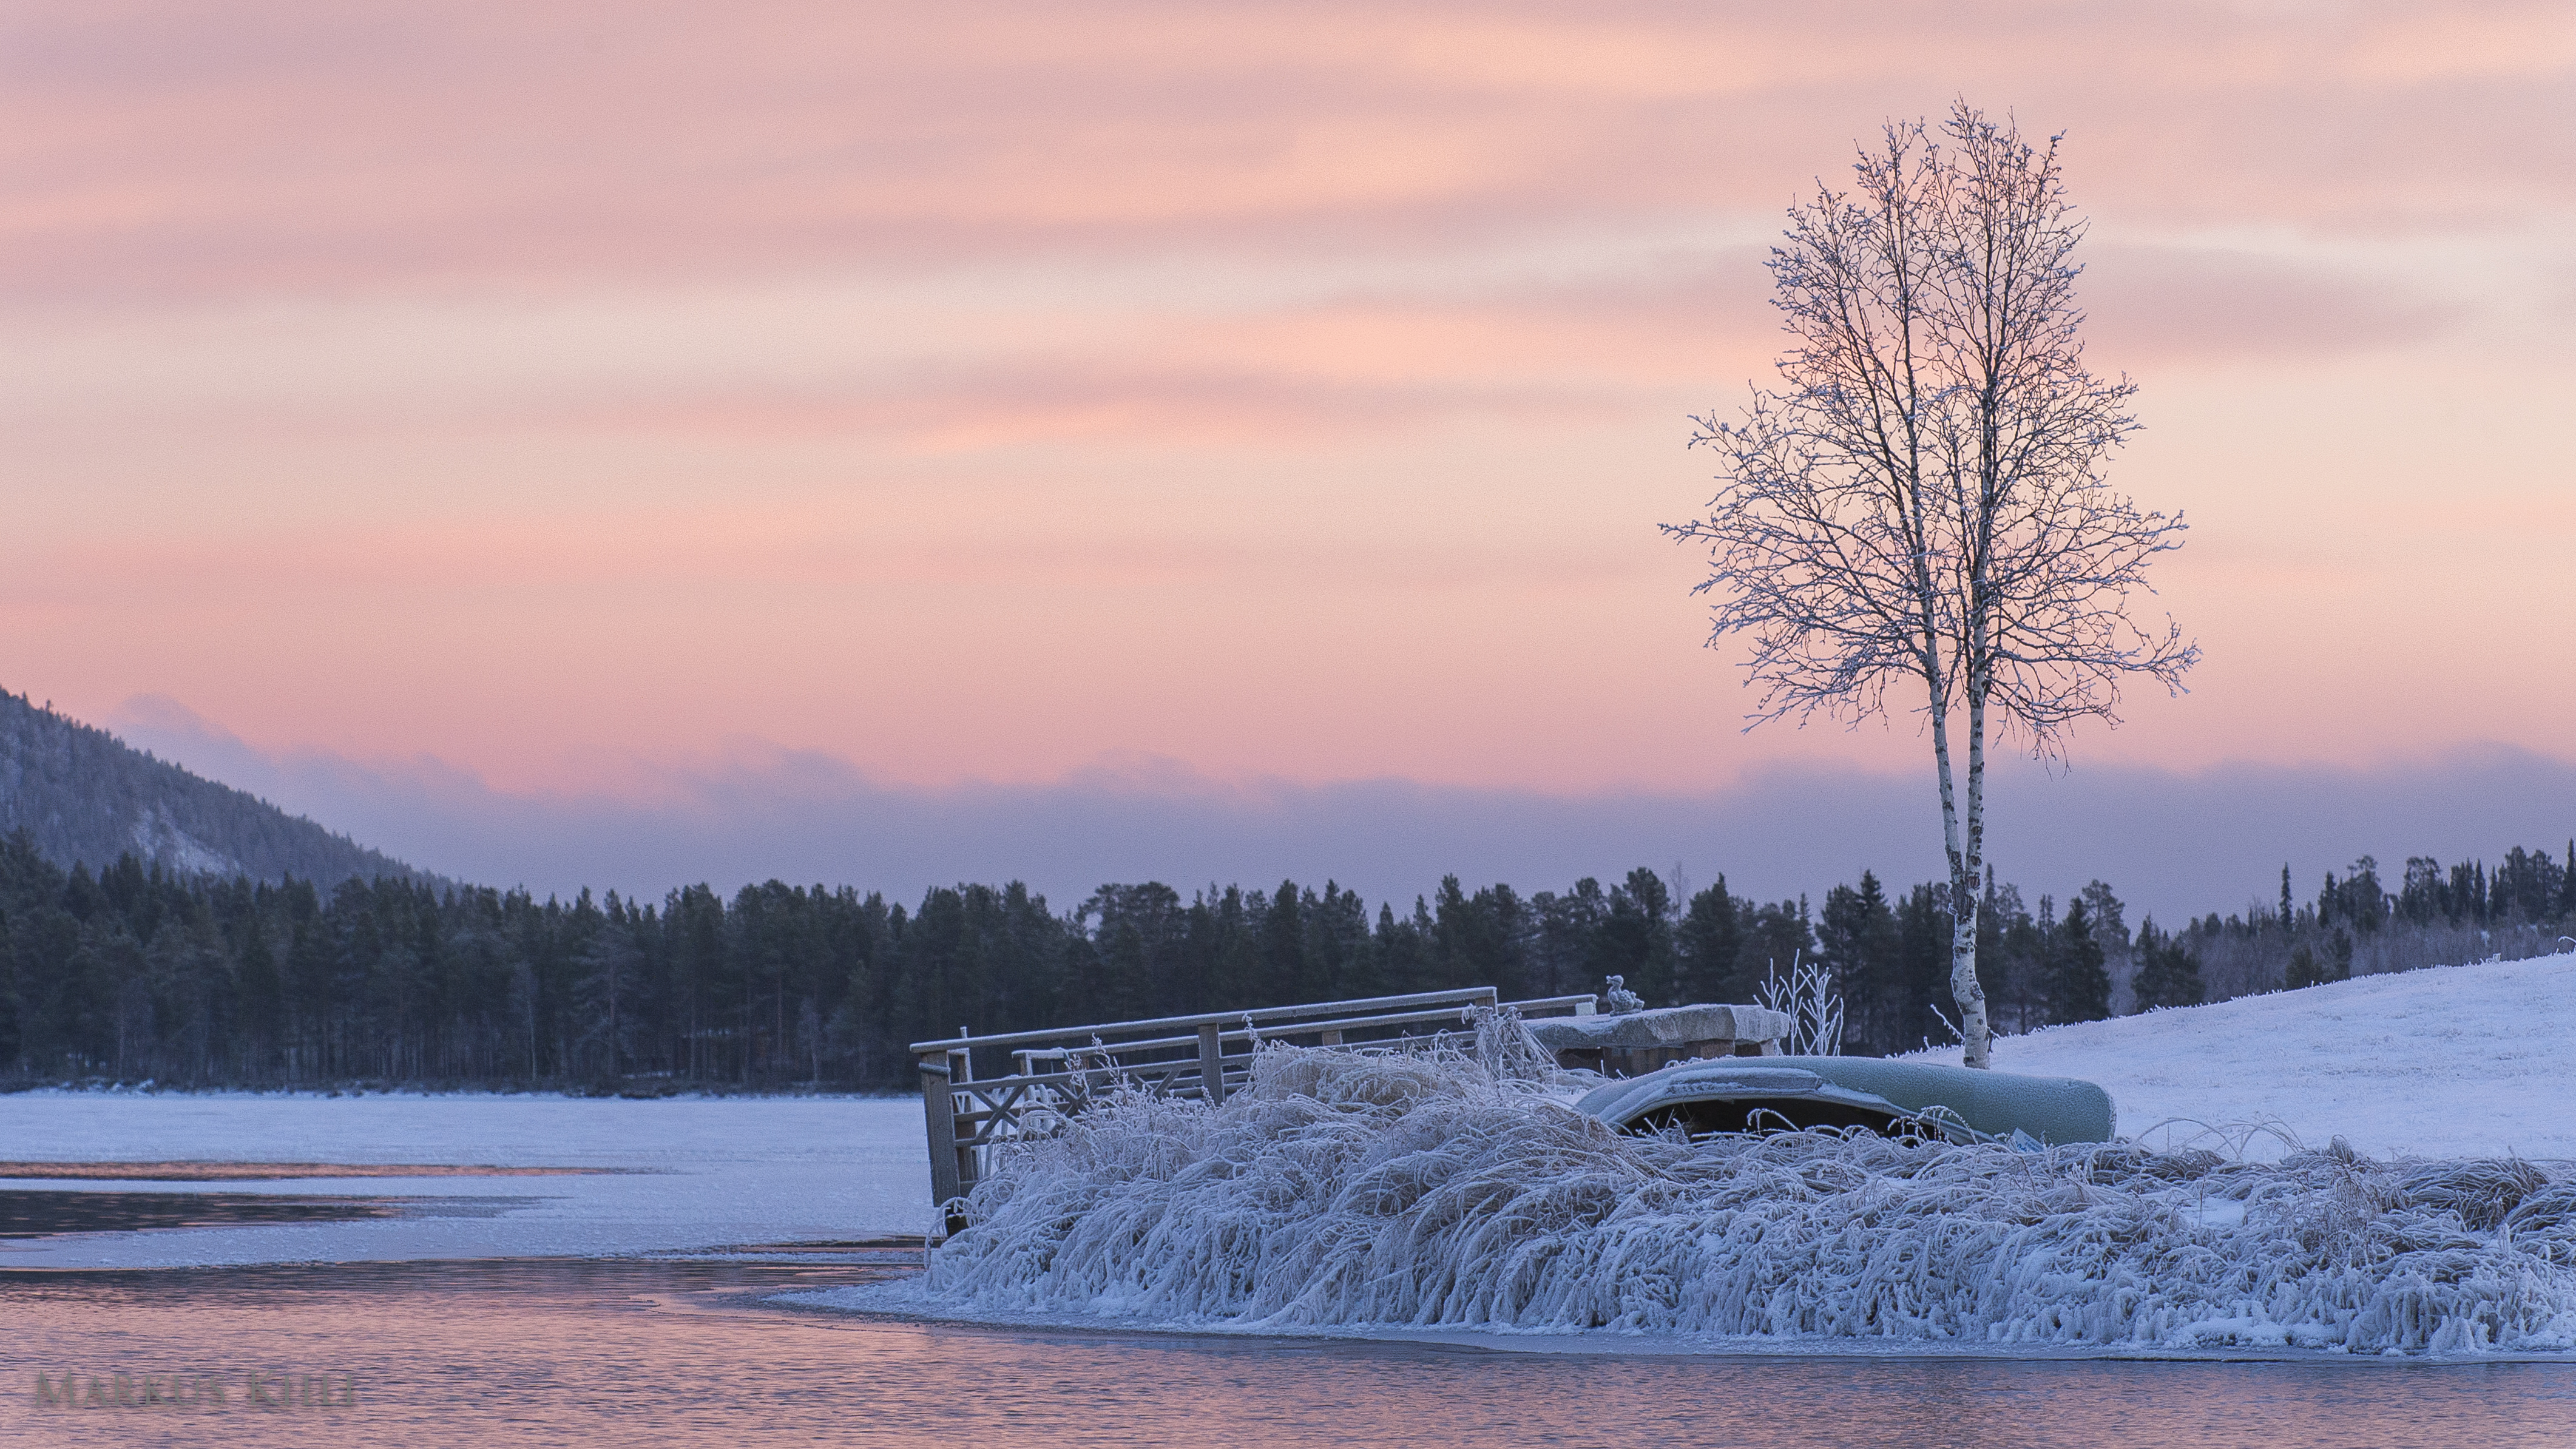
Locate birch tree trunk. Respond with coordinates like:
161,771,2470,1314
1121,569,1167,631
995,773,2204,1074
1932,696,1993,1067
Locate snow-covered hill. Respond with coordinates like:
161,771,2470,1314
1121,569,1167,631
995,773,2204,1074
1910,951,2576,1161
0,689,425,886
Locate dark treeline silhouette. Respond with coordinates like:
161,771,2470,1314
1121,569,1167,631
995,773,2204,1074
2164,850,2576,1003
1,832,2569,1091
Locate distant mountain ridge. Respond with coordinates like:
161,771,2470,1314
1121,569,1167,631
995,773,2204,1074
0,690,427,887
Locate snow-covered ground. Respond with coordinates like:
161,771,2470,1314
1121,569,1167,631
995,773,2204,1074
819,993,2576,1357
10,950,2576,1322
0,1092,931,1268
1914,951,2576,1161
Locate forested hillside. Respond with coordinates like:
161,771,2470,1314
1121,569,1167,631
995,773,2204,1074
1,829,2566,1092
0,691,422,887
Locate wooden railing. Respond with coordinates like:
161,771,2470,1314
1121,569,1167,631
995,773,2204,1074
913,987,1598,1225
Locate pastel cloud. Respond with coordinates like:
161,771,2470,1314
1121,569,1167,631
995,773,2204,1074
575,366,1638,453
6,2,2569,302
2082,245,2466,365
3,0,2570,879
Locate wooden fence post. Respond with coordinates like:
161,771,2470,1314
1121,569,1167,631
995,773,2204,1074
1197,1022,1225,1107
919,1055,962,1225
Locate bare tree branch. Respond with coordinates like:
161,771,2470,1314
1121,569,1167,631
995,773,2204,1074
1663,103,2199,1069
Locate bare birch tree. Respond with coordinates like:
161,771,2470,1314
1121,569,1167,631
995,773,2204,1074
1664,103,2196,1069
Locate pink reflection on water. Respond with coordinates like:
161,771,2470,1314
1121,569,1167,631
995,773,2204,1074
4,1260,2575,1447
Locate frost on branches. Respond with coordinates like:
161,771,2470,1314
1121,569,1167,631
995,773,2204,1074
1665,103,2197,1070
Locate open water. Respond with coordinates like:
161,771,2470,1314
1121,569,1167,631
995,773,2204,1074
8,1256,2576,1448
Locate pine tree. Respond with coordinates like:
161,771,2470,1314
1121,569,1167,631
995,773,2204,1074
2450,860,2486,925
1892,883,1956,1049
1526,885,1597,998
2399,857,2444,925
2128,917,2203,1012
235,915,282,1070
574,904,644,1079
1675,877,1744,1005
2043,897,2111,1024
1978,874,2037,1032
1616,868,1675,1005
1259,878,1308,1001
1818,872,1899,1052
1302,882,1374,1000
1742,896,1815,993
2285,944,2323,990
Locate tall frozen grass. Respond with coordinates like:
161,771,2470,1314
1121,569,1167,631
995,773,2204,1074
919,1019,2576,1355
1757,953,1844,1056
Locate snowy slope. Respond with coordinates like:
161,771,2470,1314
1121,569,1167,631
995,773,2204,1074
1908,951,2576,1161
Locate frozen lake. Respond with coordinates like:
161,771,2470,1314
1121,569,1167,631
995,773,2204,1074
0,1091,933,1268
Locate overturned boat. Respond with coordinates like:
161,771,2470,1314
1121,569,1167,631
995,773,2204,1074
1579,1055,2117,1146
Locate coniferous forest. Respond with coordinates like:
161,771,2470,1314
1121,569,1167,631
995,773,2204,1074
1,831,2569,1092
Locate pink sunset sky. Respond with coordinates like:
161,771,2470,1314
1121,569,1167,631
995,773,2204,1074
7,1,2572,914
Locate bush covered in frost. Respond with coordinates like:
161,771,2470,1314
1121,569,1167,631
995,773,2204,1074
913,1020,2576,1356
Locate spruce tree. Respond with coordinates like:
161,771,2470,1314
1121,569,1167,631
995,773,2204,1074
1893,883,1955,1049
2285,945,2322,990
2128,917,2203,1012
2044,897,2112,1024
1742,897,1815,994
1600,869,1674,1005
1675,877,1744,1005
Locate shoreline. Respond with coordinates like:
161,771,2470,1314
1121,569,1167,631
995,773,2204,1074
773,1283,2576,1366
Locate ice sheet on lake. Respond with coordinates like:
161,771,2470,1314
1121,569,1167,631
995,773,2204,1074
829,1029,2576,1357
0,1092,931,1268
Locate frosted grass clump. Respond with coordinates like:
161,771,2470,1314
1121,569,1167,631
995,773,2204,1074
919,1028,2576,1356
1757,953,1843,1056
